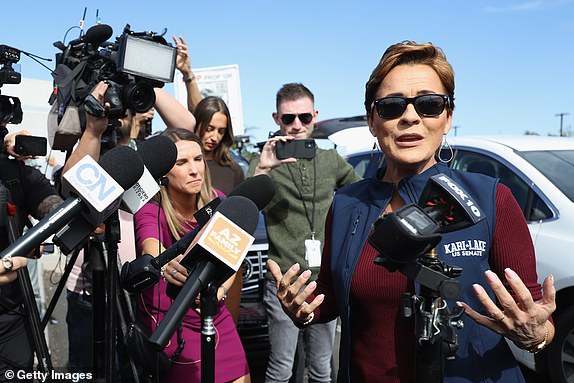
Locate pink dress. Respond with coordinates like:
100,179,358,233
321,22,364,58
134,198,249,382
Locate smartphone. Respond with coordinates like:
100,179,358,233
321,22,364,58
14,135,47,156
275,139,316,160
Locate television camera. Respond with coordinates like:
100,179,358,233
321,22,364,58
0,45,23,129
51,23,177,149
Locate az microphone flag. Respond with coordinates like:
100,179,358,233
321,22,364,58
191,210,255,272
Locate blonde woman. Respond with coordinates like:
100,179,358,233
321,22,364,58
134,128,250,382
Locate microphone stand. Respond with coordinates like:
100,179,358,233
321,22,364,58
104,210,120,383
200,283,218,383
387,248,464,383
6,206,53,377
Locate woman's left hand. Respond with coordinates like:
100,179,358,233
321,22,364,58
458,268,556,351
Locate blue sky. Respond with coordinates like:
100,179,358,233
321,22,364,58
3,0,574,142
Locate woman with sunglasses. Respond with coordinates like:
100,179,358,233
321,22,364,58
134,128,250,382
267,41,555,383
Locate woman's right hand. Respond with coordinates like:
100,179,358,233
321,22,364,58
267,259,324,324
161,254,189,286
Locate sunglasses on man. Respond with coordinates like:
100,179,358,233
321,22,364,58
371,94,451,120
279,113,314,125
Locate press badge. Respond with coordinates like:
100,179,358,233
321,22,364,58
305,239,322,268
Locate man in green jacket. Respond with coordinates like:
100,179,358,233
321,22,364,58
248,83,361,383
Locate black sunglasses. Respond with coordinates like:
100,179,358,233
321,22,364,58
371,94,451,119
279,113,314,125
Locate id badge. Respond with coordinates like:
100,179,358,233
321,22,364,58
305,239,322,268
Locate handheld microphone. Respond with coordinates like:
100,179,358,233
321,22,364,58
120,196,221,294
121,135,178,214
0,146,144,260
119,174,276,294
369,173,484,270
149,195,259,349
69,24,113,47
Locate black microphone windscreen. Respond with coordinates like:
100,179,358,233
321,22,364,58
228,174,276,211
99,146,145,190
217,195,259,235
137,135,178,180
84,24,113,45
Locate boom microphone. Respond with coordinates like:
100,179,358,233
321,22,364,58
149,195,259,349
121,135,178,214
0,146,144,260
69,24,113,46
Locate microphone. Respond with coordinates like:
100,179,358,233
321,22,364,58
121,135,178,214
228,174,276,210
120,196,221,294
149,195,259,349
69,24,113,47
120,174,276,294
54,137,176,253
0,146,144,260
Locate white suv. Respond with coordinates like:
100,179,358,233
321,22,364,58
314,118,574,383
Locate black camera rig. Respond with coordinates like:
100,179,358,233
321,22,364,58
369,173,484,383
0,45,23,128
51,23,177,149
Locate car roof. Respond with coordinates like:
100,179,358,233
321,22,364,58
450,135,574,152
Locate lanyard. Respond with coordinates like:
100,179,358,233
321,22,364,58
287,156,317,239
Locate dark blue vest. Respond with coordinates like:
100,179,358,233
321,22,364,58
329,163,525,383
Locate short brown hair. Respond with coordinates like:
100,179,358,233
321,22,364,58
365,41,455,117
276,83,314,110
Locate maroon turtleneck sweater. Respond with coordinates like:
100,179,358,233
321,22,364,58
311,184,542,383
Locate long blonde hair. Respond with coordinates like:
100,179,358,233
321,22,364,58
156,128,215,240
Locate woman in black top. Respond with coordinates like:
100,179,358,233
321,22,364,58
195,96,244,195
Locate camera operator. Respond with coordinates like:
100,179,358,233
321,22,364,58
0,122,63,380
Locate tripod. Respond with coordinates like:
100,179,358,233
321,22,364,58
2,202,53,378
41,213,142,383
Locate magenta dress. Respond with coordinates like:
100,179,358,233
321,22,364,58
134,198,250,382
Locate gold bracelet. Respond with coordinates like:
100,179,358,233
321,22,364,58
524,323,549,353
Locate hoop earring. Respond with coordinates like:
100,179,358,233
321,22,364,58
437,134,454,163
371,139,381,161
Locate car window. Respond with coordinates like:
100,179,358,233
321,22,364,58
451,150,553,222
346,151,384,178
519,150,574,203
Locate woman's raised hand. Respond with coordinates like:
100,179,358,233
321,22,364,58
267,259,324,324
458,268,556,351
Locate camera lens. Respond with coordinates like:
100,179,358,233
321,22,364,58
0,95,23,125
123,83,156,113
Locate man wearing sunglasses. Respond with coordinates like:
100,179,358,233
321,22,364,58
249,83,361,383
